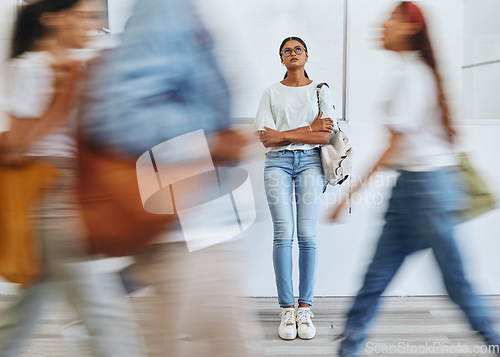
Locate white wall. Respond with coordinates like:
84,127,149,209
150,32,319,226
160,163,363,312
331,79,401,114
0,0,17,132
462,0,500,120
107,0,135,33
2,0,500,297
196,0,346,120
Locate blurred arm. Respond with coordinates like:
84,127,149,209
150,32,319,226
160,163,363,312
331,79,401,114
1,61,83,163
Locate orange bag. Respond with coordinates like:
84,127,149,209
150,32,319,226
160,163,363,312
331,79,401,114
0,161,58,286
77,141,174,257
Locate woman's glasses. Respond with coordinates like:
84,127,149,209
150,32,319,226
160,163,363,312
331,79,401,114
281,46,305,57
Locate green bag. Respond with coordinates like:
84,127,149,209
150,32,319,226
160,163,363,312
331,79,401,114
458,152,497,221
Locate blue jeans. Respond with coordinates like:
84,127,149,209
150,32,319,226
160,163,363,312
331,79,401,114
339,168,500,357
264,148,324,307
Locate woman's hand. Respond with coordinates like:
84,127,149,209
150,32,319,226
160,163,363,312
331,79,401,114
51,59,85,112
259,127,287,148
311,111,334,132
210,129,248,165
329,199,348,223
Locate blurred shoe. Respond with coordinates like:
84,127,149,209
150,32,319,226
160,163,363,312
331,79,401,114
58,320,90,341
119,263,148,295
278,308,297,340
297,307,316,339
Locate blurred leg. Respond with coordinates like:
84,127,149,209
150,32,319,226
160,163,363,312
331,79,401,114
119,261,148,295
135,242,264,357
339,174,422,357
56,262,144,357
430,223,500,347
338,217,408,357
186,242,264,356
41,158,144,356
416,169,500,348
134,242,195,357
0,282,47,357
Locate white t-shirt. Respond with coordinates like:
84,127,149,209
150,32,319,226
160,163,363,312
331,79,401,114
385,51,457,171
6,51,77,158
253,81,338,152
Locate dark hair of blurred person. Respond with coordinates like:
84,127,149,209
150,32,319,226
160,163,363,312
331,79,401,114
11,0,89,58
331,2,500,356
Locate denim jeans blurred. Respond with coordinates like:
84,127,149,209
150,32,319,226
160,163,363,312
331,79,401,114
339,168,500,357
264,148,324,307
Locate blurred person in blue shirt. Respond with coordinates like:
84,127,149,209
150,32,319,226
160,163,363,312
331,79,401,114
80,0,263,356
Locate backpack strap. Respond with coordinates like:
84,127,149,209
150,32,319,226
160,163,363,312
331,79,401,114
316,82,331,109
316,82,330,106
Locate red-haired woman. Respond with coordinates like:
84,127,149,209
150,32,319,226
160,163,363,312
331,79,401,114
331,2,500,356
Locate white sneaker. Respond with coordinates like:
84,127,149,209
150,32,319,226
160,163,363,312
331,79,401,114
297,308,316,339
278,308,297,340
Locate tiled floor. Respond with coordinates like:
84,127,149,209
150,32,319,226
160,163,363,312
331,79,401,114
0,295,499,356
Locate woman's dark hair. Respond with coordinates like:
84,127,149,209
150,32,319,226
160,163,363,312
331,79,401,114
279,36,309,80
399,2,453,141
11,0,82,58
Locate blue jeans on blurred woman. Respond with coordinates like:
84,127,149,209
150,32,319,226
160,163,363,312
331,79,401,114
339,168,500,357
264,148,324,307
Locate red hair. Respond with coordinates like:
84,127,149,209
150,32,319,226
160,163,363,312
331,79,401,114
399,1,455,142
404,1,425,24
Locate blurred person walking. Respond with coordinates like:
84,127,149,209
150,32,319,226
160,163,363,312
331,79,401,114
330,2,500,356
80,0,264,356
0,1,143,356
254,36,337,340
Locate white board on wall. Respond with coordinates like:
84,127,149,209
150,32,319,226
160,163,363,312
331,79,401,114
196,0,346,121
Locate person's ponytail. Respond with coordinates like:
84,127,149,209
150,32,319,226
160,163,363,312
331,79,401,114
401,1,455,142
11,3,43,58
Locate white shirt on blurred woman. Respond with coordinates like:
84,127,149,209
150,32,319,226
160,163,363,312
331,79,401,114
385,51,457,171
7,51,77,158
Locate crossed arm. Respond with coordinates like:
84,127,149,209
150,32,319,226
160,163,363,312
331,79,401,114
258,111,335,148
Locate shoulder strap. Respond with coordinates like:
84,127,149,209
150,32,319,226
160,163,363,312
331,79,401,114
316,83,329,107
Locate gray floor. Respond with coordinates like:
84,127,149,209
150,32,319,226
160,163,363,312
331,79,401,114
1,295,499,356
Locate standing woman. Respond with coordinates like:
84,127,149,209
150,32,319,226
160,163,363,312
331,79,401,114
254,36,337,340
331,3,500,356
0,1,142,356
